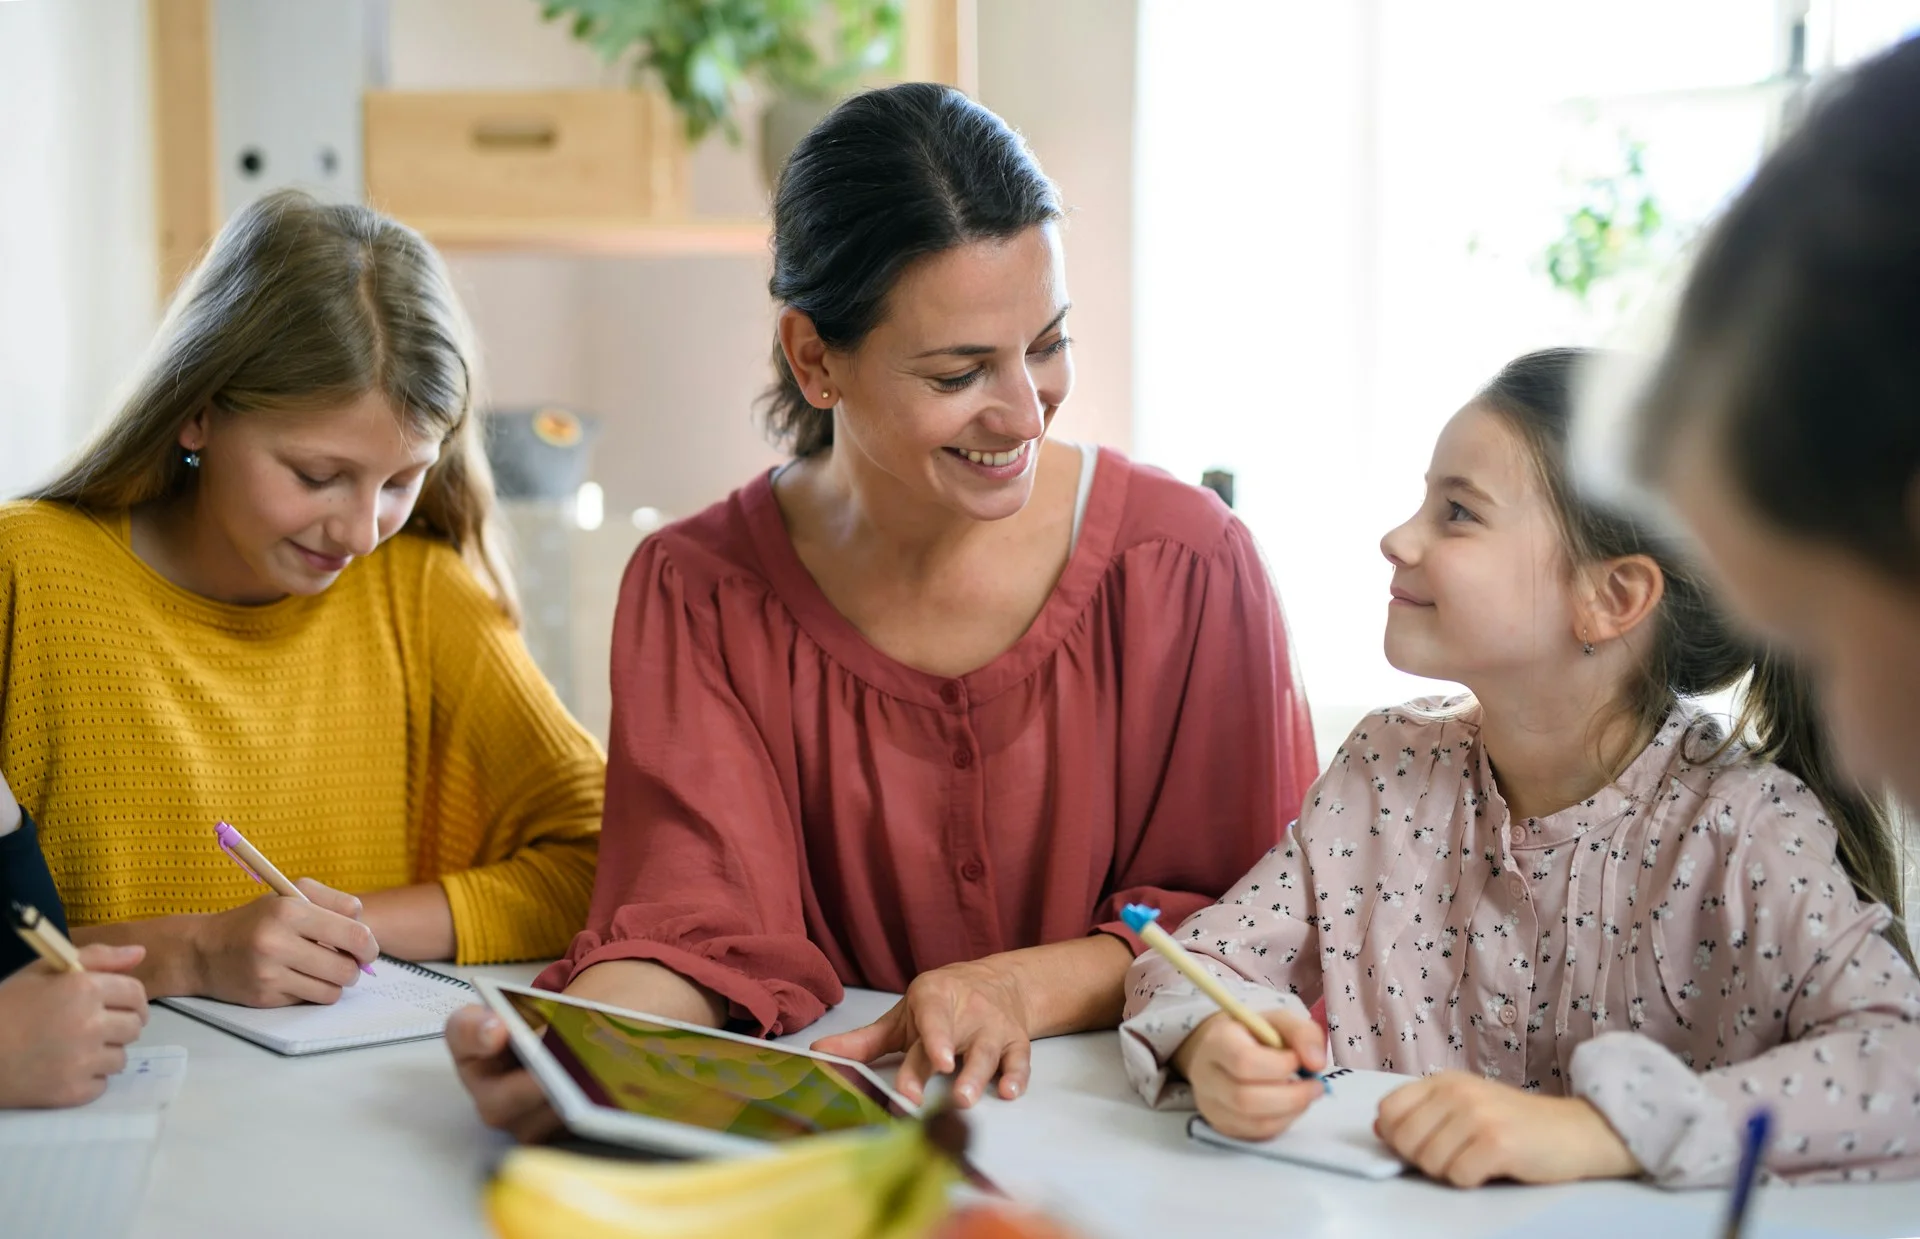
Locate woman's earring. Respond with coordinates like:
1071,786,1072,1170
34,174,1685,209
182,450,201,469
1582,639,1595,656
820,390,833,404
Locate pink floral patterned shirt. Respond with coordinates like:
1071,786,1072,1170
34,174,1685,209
1120,700,1920,1187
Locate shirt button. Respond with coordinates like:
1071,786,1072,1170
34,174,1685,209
1509,824,1527,846
952,748,973,769
940,682,960,705
1508,875,1525,900
1499,1003,1518,1027
960,859,985,882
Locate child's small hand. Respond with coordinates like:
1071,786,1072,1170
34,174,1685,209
1172,1008,1327,1141
0,944,150,1108
1374,1071,1641,1187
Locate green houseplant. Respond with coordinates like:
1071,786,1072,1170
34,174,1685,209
1541,137,1666,303
539,0,902,184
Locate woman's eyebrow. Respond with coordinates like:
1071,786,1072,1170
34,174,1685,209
908,305,1072,360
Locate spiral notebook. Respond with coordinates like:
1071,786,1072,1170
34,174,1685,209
1187,1067,1414,1180
160,957,475,1054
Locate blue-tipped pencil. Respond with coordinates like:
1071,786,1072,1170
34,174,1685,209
1122,903,1328,1094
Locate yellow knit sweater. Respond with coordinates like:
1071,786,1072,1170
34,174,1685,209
0,501,604,964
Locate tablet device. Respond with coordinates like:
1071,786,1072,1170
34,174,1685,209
475,979,918,1159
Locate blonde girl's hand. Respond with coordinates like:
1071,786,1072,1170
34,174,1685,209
187,878,379,1007
1171,1008,1329,1141
0,944,150,1108
1374,1071,1641,1188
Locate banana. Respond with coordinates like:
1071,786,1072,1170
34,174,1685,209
487,1108,970,1239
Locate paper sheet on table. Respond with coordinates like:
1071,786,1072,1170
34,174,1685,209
0,1046,188,1239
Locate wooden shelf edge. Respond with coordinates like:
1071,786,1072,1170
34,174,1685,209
408,216,772,257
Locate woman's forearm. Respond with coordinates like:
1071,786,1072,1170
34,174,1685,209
357,882,456,962
565,958,730,1028
992,933,1136,1039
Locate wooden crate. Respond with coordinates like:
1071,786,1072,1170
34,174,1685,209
363,90,690,224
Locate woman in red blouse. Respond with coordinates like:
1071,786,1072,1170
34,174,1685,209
451,83,1318,1138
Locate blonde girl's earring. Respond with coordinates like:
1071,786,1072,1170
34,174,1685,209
1582,638,1595,656
182,449,201,469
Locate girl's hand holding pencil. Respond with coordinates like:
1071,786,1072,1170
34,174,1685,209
1122,904,1330,1141
1173,1006,1330,1141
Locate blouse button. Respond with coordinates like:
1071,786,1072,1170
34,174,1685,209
1509,824,1527,846
952,748,973,769
1508,875,1525,900
960,859,985,882
940,682,960,705
1498,1003,1519,1027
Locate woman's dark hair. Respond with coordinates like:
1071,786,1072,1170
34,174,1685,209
1633,36,1920,579
760,82,1062,457
1486,347,1911,965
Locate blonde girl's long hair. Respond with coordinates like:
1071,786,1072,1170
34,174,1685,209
29,188,518,622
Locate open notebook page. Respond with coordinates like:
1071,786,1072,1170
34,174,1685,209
161,958,474,1054
1188,1067,1413,1180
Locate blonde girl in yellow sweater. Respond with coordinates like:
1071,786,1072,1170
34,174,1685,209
0,190,604,1007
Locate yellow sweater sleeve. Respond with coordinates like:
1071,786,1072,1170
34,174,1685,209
415,549,605,964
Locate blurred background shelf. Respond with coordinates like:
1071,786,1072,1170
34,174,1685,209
408,216,770,257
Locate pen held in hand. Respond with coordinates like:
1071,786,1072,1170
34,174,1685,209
1121,902,1328,1094
214,820,377,975
10,900,84,973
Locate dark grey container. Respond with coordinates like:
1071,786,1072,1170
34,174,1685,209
484,407,601,500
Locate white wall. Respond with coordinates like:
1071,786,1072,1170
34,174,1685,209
978,0,1136,453
0,0,158,497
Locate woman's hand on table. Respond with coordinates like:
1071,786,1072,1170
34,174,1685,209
447,1004,565,1143
0,944,150,1108
1373,1071,1641,1188
812,959,1035,1107
1172,1008,1328,1141
813,935,1135,1108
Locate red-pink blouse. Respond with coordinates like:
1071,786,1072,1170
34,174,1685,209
538,448,1319,1035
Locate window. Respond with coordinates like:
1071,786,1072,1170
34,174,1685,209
1135,0,1920,759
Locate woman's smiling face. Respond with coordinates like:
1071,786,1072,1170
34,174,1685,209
821,222,1074,524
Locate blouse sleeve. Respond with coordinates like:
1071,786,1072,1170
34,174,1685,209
1094,514,1320,954
1117,821,1326,1108
534,538,843,1037
419,550,606,965
1572,790,1920,1187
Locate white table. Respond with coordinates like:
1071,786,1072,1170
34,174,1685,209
128,966,1920,1239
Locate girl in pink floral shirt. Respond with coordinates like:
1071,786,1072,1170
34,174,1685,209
1121,348,1920,1189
